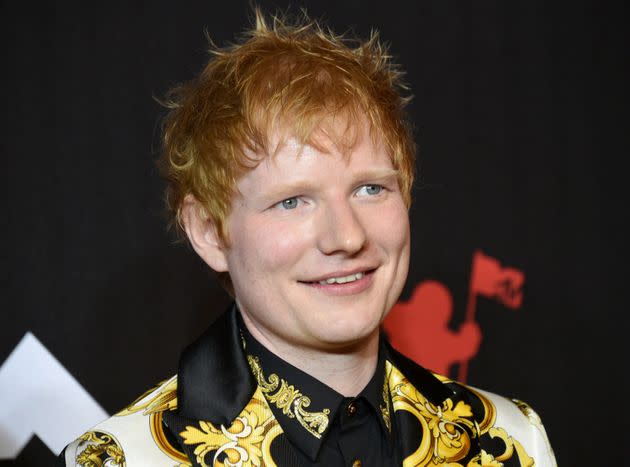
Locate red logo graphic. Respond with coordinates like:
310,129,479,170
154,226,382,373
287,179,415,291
383,250,524,382
468,250,525,310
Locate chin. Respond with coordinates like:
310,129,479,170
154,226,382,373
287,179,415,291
311,318,380,348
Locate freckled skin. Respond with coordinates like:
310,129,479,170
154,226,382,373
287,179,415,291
222,126,411,356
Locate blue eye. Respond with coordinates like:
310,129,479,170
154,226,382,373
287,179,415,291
357,184,383,196
280,197,299,209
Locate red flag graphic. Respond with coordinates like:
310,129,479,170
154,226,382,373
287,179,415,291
459,250,525,382
469,250,524,309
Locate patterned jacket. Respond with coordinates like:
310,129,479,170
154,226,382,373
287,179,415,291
58,308,556,466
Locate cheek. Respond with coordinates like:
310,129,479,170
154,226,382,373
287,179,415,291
374,201,411,253
378,203,411,309
229,216,311,277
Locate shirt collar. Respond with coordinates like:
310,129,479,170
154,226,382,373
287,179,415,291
176,304,455,433
240,321,394,461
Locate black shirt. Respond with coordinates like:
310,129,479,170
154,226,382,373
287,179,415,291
240,325,398,466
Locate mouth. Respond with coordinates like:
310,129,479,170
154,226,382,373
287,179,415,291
298,268,376,295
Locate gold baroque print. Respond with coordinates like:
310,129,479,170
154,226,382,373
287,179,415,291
179,388,280,467
386,362,476,466
76,431,126,467
387,362,535,467
486,427,534,467
247,354,330,439
150,411,191,466
467,449,504,467
432,373,496,435
380,370,392,432
116,375,178,417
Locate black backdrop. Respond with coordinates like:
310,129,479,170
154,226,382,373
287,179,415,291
1,1,623,466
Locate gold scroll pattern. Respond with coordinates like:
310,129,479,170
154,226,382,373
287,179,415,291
179,387,282,467
380,375,393,432
386,362,534,467
247,354,331,439
75,431,125,467
115,375,178,417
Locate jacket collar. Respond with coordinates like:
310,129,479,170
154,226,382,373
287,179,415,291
176,305,255,426
176,305,455,426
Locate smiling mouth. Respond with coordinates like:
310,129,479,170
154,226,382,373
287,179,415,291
300,269,376,285
316,272,365,285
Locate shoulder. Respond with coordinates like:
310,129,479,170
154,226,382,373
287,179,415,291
454,379,557,466
58,375,190,467
384,355,557,467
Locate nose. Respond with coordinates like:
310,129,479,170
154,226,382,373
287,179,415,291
316,200,367,256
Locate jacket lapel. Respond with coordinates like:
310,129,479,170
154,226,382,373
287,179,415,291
176,306,256,426
384,342,483,465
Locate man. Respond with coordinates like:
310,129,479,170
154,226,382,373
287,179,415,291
58,10,556,467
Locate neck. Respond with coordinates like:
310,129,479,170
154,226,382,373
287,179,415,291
240,314,380,397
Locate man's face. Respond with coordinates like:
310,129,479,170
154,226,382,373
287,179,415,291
223,124,410,352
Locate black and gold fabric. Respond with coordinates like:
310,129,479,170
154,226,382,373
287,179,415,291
57,306,557,466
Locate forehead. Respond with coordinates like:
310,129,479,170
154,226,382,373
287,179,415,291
247,113,390,167
236,128,394,197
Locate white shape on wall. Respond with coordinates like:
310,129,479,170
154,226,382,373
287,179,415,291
0,332,108,459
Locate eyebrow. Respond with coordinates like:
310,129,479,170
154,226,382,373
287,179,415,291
350,168,400,181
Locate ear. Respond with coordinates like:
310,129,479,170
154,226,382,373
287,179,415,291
180,195,229,272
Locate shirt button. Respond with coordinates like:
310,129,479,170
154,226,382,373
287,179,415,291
346,401,358,417
352,460,362,467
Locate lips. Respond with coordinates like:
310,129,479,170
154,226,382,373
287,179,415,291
299,268,376,285
299,269,376,296
317,272,364,285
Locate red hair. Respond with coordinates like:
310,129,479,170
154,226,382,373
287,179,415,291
159,9,416,244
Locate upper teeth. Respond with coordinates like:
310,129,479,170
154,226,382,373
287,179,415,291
319,272,364,285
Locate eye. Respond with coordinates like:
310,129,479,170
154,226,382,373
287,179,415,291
356,184,383,197
279,197,299,210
